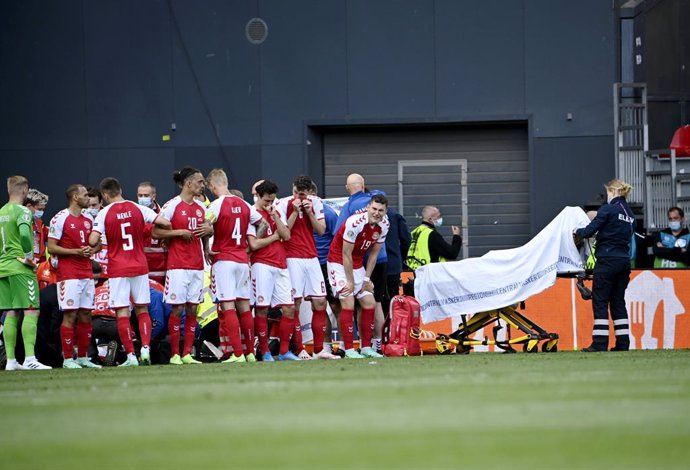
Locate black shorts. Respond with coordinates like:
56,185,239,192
371,262,388,303
320,263,337,303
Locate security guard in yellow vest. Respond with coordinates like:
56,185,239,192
406,206,462,270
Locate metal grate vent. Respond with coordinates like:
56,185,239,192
246,18,268,44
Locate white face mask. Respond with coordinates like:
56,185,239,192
433,217,443,227
85,208,99,218
669,221,682,231
33,210,44,220
138,197,152,207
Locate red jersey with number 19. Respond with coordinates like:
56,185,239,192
327,212,389,269
48,209,94,281
160,196,206,270
92,201,158,278
207,195,262,263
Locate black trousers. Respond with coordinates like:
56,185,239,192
591,257,631,348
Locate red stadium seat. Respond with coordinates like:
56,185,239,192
660,125,690,158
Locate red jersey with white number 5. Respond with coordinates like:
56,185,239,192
48,209,94,281
327,212,389,269
160,196,206,270
207,195,262,263
93,201,158,278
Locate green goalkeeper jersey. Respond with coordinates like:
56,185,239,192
0,202,34,277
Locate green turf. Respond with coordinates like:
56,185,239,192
1,350,689,469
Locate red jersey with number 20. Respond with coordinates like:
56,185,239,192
48,209,94,281
328,212,389,269
160,196,206,270
93,201,158,278
207,195,262,263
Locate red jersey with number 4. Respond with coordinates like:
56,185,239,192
48,209,94,281
248,209,287,269
328,212,389,269
160,196,206,270
93,201,158,278
207,195,262,263
276,195,324,259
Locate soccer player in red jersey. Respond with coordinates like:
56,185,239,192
137,181,167,285
47,184,102,369
327,194,389,359
155,168,212,365
276,175,328,360
206,169,266,364
247,180,308,361
88,177,171,367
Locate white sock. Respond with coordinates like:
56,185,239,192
372,338,381,351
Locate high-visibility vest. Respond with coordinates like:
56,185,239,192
406,224,445,270
197,271,218,328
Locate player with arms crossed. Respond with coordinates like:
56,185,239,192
327,194,389,359
47,184,101,368
206,169,267,363
0,176,51,370
88,177,171,367
155,167,213,365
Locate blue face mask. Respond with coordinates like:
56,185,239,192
669,221,682,231
33,210,44,220
85,208,99,218
138,197,152,207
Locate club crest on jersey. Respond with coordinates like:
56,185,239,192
257,296,265,304
170,293,177,301
347,230,355,238
196,209,203,218
67,299,74,307
84,221,91,229
372,232,380,240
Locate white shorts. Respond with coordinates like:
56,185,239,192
326,262,372,300
109,274,150,308
287,257,327,299
251,263,293,308
58,278,95,311
212,260,250,302
164,269,204,305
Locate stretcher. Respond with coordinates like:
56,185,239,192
411,271,593,354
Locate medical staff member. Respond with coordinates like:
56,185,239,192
575,179,634,352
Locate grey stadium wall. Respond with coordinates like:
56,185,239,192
1,0,621,246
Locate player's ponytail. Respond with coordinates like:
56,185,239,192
172,166,201,188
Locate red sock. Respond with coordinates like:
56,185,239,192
293,316,304,352
239,310,254,355
183,314,197,356
311,309,327,353
360,308,375,348
222,307,243,358
76,320,92,358
168,315,181,357
269,318,280,337
117,316,135,354
60,324,75,359
340,308,355,350
279,316,294,354
137,311,152,348
255,315,269,354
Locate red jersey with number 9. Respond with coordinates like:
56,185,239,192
93,200,158,278
207,195,262,263
160,196,206,270
48,209,94,281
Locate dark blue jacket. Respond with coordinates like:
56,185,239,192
575,197,634,259
385,208,411,275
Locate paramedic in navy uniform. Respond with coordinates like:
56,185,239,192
574,179,634,352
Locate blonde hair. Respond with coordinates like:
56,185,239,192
26,188,49,205
206,168,228,187
605,179,632,199
7,176,28,196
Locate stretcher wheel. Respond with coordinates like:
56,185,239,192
542,339,558,353
523,340,538,353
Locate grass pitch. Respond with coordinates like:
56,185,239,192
1,350,689,469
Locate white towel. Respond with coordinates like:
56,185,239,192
415,206,591,323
